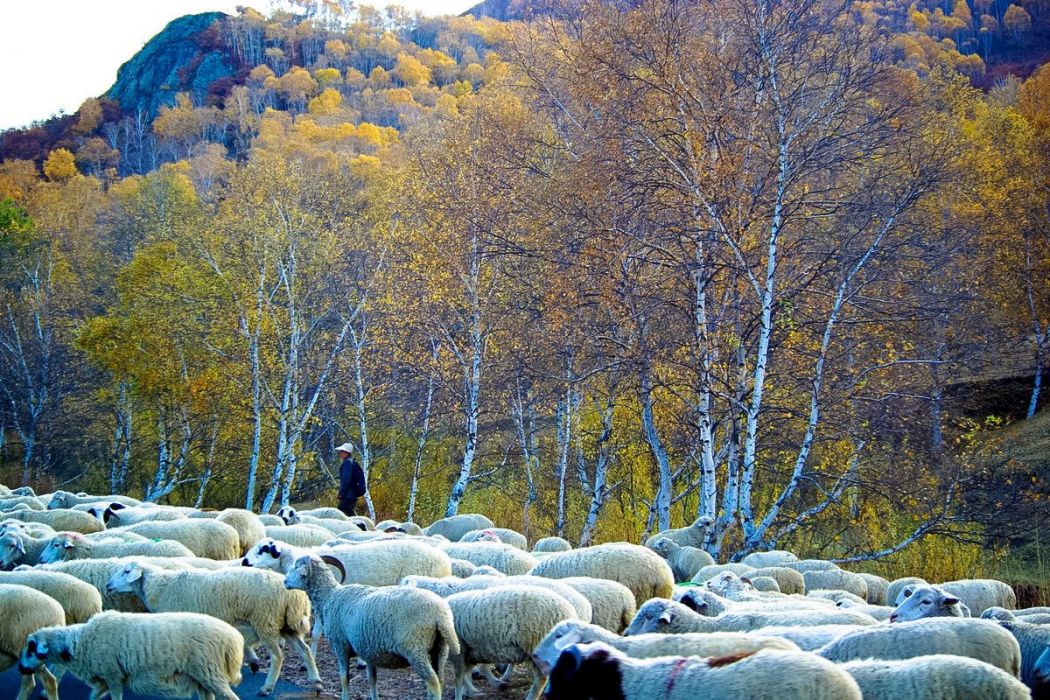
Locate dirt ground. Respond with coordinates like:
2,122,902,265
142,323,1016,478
266,641,537,700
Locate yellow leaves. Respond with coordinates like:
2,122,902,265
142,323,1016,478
314,68,342,88
308,87,343,115
394,53,432,87
276,66,319,108
43,148,78,182
72,97,103,136
356,122,399,149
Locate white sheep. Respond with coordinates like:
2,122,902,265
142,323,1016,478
250,537,453,585
445,584,579,700
808,589,866,604
749,624,868,651
118,519,241,559
47,490,141,509
648,537,715,582
460,527,529,550
375,519,425,536
782,559,840,573
1035,645,1049,689
817,617,1022,675
740,550,799,568
0,583,64,700
19,610,243,700
835,599,894,621
258,514,284,526
440,541,538,576
38,531,194,563
213,508,266,556
450,557,478,577
838,654,1029,699
889,584,968,622
978,608,1050,691
856,572,890,604
557,576,638,633
673,586,730,616
98,502,186,526
886,575,928,605
624,598,877,635
6,507,105,534
106,560,320,695
402,573,593,622
0,569,102,623
748,576,781,593
299,506,349,520
532,619,799,675
802,569,868,598
424,513,495,541
532,536,572,553
529,543,675,603
643,515,713,550
1017,606,1050,616
264,523,334,547
746,566,805,595
0,519,55,538
691,563,755,582
939,578,1017,615
0,495,45,511
544,642,862,700
285,554,458,700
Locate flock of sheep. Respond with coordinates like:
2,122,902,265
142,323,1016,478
0,484,1048,700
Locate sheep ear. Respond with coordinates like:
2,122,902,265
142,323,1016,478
110,502,127,511
60,648,72,662
126,567,142,582
62,539,76,549
941,596,960,607
658,609,674,624
740,577,752,585
35,639,48,656
15,539,26,555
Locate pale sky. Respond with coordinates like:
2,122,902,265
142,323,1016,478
0,0,476,130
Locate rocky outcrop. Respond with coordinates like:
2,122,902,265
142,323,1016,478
105,12,234,119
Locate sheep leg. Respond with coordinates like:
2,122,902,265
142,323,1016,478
334,645,352,700
408,654,442,700
258,635,283,696
309,618,323,658
453,656,468,700
284,633,322,687
497,663,514,682
366,663,380,700
201,681,238,700
38,666,59,700
523,664,546,700
15,672,34,700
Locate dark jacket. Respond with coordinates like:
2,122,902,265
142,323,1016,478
339,457,366,499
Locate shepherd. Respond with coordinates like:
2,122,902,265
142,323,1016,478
336,441,366,517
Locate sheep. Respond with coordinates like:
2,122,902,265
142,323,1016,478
375,519,425,536
978,609,1050,690
740,550,799,568
808,589,866,604
748,566,806,595
0,569,102,623
889,584,968,622
252,537,453,585
285,554,458,700
440,541,538,576
298,514,370,535
119,518,241,559
749,576,781,593
648,537,715,582
838,654,1030,699
38,531,195,563
445,584,579,700
533,536,572,553
529,543,675,603
817,617,1022,676
258,513,283,526
5,507,105,533
939,578,1017,615
0,484,10,496
106,560,320,695
835,599,894,621
556,576,638,633
802,569,868,598
643,515,713,550
1036,645,1050,691
0,495,45,511
544,642,862,700
299,506,349,520
264,523,334,547
0,583,64,700
48,490,141,509
0,530,49,567
691,563,755,582
532,619,799,675
212,508,266,556
749,624,868,651
450,557,478,577
101,502,185,526
0,519,55,538
887,576,929,606
1017,606,1050,616
19,610,243,700
782,559,840,573
424,513,495,541
402,573,593,622
624,598,877,635
461,527,529,550
673,586,730,616
704,571,770,601
856,572,890,604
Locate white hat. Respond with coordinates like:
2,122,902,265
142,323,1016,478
335,442,355,454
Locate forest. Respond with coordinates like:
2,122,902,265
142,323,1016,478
0,0,1048,578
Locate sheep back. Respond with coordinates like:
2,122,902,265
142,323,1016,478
0,569,102,623
440,541,537,576
529,543,674,604
123,519,240,559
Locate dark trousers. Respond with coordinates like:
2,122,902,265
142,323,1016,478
338,496,358,517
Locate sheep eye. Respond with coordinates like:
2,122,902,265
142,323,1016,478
920,600,930,605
